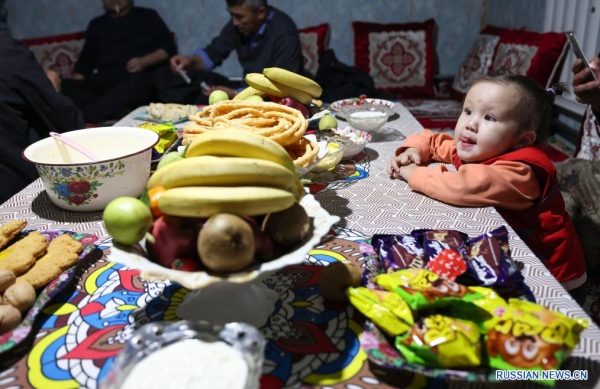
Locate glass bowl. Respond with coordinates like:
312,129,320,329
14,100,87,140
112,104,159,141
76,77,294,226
100,321,265,389
341,104,392,133
312,141,345,172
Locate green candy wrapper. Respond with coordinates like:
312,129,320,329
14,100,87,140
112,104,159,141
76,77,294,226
376,269,484,310
347,287,414,336
395,314,482,368
138,122,178,157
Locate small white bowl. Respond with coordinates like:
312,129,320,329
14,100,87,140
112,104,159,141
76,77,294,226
330,126,372,158
23,127,159,211
341,104,393,133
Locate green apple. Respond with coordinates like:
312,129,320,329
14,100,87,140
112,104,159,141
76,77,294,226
319,115,338,130
245,95,264,102
209,90,229,105
157,151,184,170
103,197,153,245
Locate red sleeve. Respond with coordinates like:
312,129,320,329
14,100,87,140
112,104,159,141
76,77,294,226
395,129,456,164
407,160,541,210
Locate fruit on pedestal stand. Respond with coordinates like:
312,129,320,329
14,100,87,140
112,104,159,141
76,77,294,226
156,151,184,170
243,216,275,262
262,202,309,249
279,97,309,119
104,197,153,245
197,214,255,273
208,90,229,105
318,261,362,302
146,215,199,268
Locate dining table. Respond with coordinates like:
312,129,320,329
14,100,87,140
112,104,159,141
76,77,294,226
0,103,599,389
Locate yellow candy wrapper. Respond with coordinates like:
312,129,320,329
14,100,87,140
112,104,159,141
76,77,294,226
395,314,482,368
347,287,414,336
376,269,484,310
484,299,588,384
138,123,178,158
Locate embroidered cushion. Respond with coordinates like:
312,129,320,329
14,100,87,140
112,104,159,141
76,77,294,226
22,32,86,79
491,28,568,89
353,19,436,97
451,26,504,99
299,24,330,77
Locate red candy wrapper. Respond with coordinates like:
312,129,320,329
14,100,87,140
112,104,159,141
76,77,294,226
427,249,467,281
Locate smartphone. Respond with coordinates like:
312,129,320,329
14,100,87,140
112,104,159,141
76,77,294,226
566,31,598,82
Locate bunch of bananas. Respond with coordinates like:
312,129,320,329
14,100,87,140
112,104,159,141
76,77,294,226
235,67,322,105
148,129,304,218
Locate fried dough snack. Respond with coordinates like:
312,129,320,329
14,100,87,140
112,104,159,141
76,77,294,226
19,234,83,289
0,220,27,250
0,231,48,276
183,100,308,147
285,137,320,168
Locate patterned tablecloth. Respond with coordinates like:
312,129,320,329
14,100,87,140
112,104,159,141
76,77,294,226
0,104,598,389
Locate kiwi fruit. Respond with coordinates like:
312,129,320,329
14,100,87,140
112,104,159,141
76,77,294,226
319,261,362,302
197,213,255,273
262,203,310,249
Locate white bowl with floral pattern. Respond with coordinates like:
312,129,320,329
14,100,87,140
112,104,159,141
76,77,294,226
23,127,159,211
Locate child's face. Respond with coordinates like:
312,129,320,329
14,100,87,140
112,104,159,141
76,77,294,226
455,82,527,162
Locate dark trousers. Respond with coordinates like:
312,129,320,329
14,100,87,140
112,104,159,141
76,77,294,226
62,71,155,123
568,283,587,306
152,66,243,105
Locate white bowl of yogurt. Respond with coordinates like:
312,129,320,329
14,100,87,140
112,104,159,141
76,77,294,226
342,104,392,133
100,321,265,389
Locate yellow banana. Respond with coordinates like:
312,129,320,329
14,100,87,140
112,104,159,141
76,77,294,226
245,73,312,105
160,156,296,192
185,129,296,173
158,186,295,217
183,129,304,199
263,67,322,98
233,86,265,100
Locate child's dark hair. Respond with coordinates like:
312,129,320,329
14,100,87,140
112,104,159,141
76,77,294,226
473,69,566,144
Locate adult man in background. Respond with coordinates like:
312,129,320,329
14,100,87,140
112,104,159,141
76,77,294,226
0,34,84,203
168,0,303,101
62,0,176,123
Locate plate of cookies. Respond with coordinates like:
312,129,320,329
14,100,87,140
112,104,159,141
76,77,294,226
0,220,100,356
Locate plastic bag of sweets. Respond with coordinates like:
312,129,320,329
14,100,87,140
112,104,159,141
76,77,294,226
371,234,425,272
437,286,508,332
347,287,414,336
459,226,535,301
484,299,588,382
376,269,485,310
395,314,482,368
138,123,178,159
411,229,469,264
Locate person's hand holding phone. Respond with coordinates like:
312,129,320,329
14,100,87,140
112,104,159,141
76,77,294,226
572,56,600,111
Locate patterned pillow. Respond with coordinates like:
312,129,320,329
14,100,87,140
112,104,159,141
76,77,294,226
299,24,330,77
353,19,436,97
491,28,568,89
451,26,504,99
22,32,85,79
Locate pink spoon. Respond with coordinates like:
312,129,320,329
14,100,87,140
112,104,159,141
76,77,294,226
50,132,100,162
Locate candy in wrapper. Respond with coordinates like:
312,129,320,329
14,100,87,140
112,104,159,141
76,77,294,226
426,249,467,281
376,269,484,310
372,234,424,272
395,314,482,368
138,123,178,159
460,226,534,301
438,286,509,332
484,299,588,382
412,229,468,264
347,287,414,336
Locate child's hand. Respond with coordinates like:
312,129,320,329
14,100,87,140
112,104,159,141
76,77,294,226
387,148,421,179
397,148,421,165
398,163,418,182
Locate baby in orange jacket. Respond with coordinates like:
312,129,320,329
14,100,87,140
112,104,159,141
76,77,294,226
387,70,587,304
